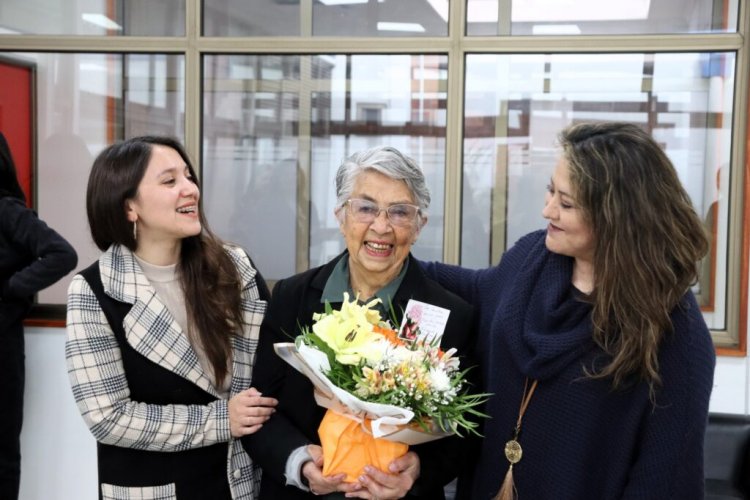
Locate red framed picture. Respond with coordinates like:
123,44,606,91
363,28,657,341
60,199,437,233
0,56,35,207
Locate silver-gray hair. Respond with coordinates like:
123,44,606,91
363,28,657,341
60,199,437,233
334,146,430,214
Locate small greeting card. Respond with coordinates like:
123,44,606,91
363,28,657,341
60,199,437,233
397,299,451,344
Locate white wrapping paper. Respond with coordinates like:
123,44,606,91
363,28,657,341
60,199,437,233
273,342,452,445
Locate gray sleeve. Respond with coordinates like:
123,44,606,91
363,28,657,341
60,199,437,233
284,445,314,491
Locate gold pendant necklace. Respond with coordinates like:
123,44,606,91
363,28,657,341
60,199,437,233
504,439,523,464
493,378,539,500
504,378,538,465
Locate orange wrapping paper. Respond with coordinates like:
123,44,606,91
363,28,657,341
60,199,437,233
318,409,409,483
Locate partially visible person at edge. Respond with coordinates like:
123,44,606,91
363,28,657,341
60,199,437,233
65,136,277,500
0,132,77,500
423,121,716,500
242,146,477,500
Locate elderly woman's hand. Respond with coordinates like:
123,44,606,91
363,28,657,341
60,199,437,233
302,445,363,496
345,451,420,499
228,387,277,437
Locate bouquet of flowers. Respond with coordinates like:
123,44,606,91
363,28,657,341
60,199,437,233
273,292,487,482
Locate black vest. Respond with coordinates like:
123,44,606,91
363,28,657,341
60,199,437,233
80,262,232,500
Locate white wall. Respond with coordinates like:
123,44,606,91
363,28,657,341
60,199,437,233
19,327,97,500
19,321,750,500
711,355,750,414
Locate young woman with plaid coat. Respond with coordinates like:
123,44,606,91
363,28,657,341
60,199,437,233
66,136,277,500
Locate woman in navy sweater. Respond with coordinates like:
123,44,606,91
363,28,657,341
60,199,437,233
425,122,715,499
0,132,77,500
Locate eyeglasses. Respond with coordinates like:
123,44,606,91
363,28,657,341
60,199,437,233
345,198,421,227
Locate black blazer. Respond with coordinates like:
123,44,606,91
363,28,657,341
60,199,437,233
242,252,477,500
0,196,77,329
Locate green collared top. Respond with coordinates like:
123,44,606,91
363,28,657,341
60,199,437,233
320,253,408,317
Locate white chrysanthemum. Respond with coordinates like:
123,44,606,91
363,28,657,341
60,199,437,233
387,345,423,363
361,338,392,366
428,367,452,392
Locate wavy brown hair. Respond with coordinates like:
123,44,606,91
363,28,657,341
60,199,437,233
87,136,243,385
559,122,708,397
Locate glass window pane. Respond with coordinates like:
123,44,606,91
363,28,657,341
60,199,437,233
462,52,735,332
124,54,185,137
202,0,448,37
203,55,301,281
203,53,448,282
313,1,447,36
467,0,739,35
310,54,448,267
0,52,184,305
203,0,299,36
0,0,184,36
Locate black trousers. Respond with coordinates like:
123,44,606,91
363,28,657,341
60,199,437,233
0,317,24,500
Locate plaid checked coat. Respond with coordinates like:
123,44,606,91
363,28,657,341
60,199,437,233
66,244,267,500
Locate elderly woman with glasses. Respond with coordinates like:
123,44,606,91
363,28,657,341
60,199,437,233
242,146,476,500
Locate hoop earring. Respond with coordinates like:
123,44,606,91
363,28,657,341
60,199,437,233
133,220,137,241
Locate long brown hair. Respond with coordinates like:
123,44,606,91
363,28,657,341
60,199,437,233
87,136,243,385
559,122,708,396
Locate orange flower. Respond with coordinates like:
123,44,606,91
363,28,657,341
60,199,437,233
374,324,405,347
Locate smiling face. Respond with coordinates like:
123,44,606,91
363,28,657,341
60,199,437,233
338,170,425,290
542,157,595,265
125,144,201,254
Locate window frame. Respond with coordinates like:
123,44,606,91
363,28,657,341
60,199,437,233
0,0,746,352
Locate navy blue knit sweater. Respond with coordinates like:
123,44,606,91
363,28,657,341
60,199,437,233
425,230,715,500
